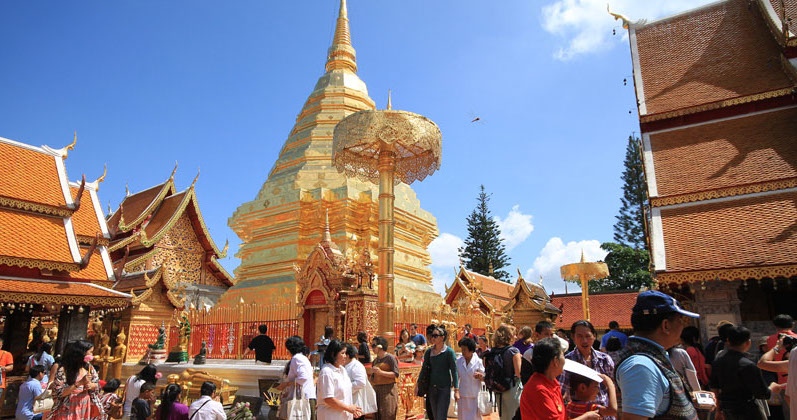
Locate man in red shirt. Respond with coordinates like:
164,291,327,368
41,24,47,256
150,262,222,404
520,337,599,420
0,337,14,390
766,314,797,419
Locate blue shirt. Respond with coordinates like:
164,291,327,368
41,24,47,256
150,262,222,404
615,337,671,418
411,334,426,346
27,352,54,384
16,378,43,420
600,330,628,350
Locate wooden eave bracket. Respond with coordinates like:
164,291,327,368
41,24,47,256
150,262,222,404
79,233,99,269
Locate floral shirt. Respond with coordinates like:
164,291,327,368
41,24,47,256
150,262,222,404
559,347,615,420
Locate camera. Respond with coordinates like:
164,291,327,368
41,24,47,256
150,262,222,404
780,334,797,353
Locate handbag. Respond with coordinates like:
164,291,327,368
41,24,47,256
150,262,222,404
416,349,431,397
33,389,54,414
286,386,310,420
278,382,296,420
362,380,378,414
447,389,458,418
478,386,492,416
109,402,124,419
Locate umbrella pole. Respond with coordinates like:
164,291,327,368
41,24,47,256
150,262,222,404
581,276,590,321
377,150,396,342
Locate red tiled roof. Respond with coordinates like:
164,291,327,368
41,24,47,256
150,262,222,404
70,185,103,239
464,270,513,300
0,140,67,208
650,107,797,198
107,182,171,232
634,0,794,116
551,291,638,330
0,207,75,264
769,0,797,34
660,190,797,272
64,248,111,282
143,191,187,239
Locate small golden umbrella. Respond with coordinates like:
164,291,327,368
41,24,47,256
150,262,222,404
333,93,442,340
560,251,609,321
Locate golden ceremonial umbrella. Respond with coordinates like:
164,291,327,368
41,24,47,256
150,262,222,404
333,94,442,340
560,251,609,321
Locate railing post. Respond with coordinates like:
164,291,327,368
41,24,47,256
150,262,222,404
236,303,245,359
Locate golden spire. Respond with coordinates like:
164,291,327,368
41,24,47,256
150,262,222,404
322,209,332,243
386,90,392,110
325,0,357,73
580,249,586,263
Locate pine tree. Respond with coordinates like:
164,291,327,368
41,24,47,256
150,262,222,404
458,185,511,281
613,136,648,248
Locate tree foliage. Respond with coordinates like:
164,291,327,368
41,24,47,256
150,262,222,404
590,242,652,292
459,185,511,281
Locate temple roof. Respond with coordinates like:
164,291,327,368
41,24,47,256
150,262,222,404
0,137,73,213
106,180,175,234
648,106,797,203
0,206,79,270
459,268,514,307
550,291,637,330
631,0,796,119
0,276,130,307
656,189,797,281
503,274,560,314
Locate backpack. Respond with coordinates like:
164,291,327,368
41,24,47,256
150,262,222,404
484,346,512,392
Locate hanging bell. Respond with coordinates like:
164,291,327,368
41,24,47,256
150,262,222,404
78,306,84,313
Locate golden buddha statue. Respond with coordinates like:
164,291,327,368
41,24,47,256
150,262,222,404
107,329,127,381
97,333,112,381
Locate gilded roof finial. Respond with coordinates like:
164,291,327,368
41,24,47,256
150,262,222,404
607,4,631,29
580,249,586,263
190,168,200,189
539,274,544,286
325,0,357,73
517,267,523,280
387,90,392,110
58,131,78,159
170,161,178,180
322,208,332,243
91,164,107,191
220,239,229,258
125,182,130,197
107,201,111,215
488,260,494,275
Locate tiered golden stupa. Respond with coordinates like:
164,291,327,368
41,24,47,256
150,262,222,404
220,0,440,307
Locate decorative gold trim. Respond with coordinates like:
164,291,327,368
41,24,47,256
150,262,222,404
0,255,78,272
144,267,162,288
640,88,795,123
109,232,140,252
0,291,129,307
651,178,797,207
130,288,153,306
140,190,194,247
124,247,157,271
118,180,175,232
656,264,797,285
188,192,227,257
77,235,110,247
166,288,184,307
0,197,72,217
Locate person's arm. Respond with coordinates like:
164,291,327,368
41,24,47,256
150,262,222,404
512,352,522,378
598,374,618,417
450,350,459,401
573,412,601,420
323,397,363,417
759,337,789,373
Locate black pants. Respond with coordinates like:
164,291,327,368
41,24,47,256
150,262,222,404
721,403,766,420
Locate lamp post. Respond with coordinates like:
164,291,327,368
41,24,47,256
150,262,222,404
332,94,442,341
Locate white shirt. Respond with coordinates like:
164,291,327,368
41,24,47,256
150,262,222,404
456,354,484,398
123,377,145,416
788,347,797,420
344,359,367,391
188,395,226,420
288,353,317,400
316,363,353,420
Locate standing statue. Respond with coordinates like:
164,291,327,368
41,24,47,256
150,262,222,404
107,329,128,381
90,319,104,350
167,311,192,363
97,333,112,381
193,341,207,365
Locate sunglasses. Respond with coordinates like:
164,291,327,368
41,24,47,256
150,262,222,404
431,334,442,338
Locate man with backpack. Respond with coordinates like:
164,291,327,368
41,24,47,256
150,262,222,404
484,325,522,420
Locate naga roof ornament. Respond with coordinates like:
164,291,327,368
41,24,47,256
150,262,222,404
58,131,77,159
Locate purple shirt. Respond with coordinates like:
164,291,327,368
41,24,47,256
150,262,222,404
559,347,615,420
513,339,533,355
155,402,190,420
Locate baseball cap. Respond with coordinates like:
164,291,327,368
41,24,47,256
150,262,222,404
632,290,699,318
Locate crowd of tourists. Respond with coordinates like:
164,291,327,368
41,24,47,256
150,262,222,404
10,290,797,420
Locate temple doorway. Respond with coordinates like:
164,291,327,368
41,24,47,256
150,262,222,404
303,290,328,345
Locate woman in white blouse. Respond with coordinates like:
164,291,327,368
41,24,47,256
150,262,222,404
317,340,363,420
456,337,485,420
276,336,317,417
344,343,369,420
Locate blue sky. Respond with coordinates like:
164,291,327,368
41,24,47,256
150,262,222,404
0,1,713,295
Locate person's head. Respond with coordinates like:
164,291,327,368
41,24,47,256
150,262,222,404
464,323,472,332
399,329,410,343
410,323,418,335
426,324,437,337
717,322,734,342
372,336,388,354
570,373,600,402
39,342,53,357
609,321,620,331
556,329,569,339
323,339,346,366
571,320,597,353
139,382,156,401
344,343,358,363
136,364,158,385
431,327,447,346
159,383,182,420
680,326,701,349
63,339,95,385
103,378,121,394
774,314,794,331
535,321,554,340
726,325,752,352
357,332,368,344
459,337,476,358
414,346,426,358
324,325,334,339
29,365,45,380
258,324,268,334
285,336,306,356
478,336,489,348
605,336,622,353
531,337,565,376
493,324,514,347
630,290,699,349
200,381,216,397
518,326,533,343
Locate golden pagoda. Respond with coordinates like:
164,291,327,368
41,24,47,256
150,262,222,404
220,0,441,307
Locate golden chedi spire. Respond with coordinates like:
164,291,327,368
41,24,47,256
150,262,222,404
325,0,357,73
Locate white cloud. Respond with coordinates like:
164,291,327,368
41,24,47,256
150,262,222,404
494,205,534,251
431,269,455,296
429,233,464,296
540,0,717,60
525,237,608,293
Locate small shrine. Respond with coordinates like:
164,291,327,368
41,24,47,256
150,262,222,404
444,266,514,318
502,271,561,328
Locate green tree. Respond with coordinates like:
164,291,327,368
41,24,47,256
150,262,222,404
459,185,511,281
592,136,653,292
614,136,647,248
